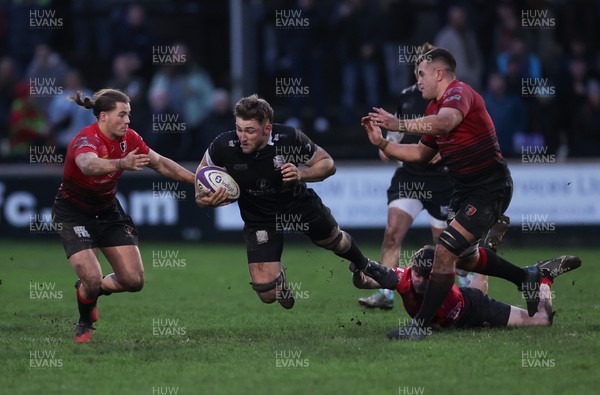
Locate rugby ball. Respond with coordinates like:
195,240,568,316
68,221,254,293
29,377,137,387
196,166,240,201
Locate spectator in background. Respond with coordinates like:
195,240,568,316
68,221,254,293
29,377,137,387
333,0,381,123
529,93,564,159
571,79,600,157
70,1,112,61
8,81,48,160
48,69,96,154
148,42,215,160
435,5,483,90
200,89,234,151
25,43,69,116
0,57,19,158
110,3,156,80
280,0,331,133
379,0,415,99
106,53,148,133
8,0,48,70
557,57,589,149
497,36,541,81
482,72,527,157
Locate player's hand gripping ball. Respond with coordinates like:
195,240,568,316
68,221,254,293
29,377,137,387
195,166,240,201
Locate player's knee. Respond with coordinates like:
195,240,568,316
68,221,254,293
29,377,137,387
383,226,402,247
315,230,349,254
123,273,144,292
438,227,472,257
81,277,103,295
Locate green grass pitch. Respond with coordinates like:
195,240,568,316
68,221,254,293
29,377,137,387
1,240,598,395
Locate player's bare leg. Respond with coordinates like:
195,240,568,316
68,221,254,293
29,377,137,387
248,261,294,309
69,248,102,343
467,273,488,295
101,245,145,293
507,284,553,327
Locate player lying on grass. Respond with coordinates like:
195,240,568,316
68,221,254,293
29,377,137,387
351,245,581,337
195,94,376,309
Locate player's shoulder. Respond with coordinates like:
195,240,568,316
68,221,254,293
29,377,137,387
71,123,101,150
271,123,303,140
210,130,238,150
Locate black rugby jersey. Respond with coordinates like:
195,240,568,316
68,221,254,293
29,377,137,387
206,124,319,225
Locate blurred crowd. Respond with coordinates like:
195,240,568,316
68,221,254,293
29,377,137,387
1,0,599,162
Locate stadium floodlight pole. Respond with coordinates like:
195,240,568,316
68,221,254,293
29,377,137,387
230,0,243,103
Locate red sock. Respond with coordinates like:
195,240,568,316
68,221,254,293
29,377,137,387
473,247,488,272
76,283,97,305
541,277,553,287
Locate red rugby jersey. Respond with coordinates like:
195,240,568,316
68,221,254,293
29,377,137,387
420,80,506,183
393,267,465,328
57,122,150,213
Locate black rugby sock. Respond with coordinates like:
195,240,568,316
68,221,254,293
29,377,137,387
413,272,455,325
76,285,97,324
473,247,524,287
335,235,369,270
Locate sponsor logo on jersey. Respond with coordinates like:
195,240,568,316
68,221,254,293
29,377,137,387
465,204,477,216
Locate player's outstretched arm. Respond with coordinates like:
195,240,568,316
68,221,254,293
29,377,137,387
369,107,463,136
75,148,149,176
360,116,437,164
146,149,195,184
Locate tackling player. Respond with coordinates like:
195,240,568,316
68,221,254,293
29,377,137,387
52,89,195,343
195,94,375,309
352,245,581,333
360,48,581,339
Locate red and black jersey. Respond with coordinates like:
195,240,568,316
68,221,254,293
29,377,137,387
392,266,465,328
56,122,150,213
420,80,509,185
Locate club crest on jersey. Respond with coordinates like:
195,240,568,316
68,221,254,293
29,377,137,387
272,133,280,142
273,155,284,169
124,225,134,235
465,204,477,216
120,141,127,152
